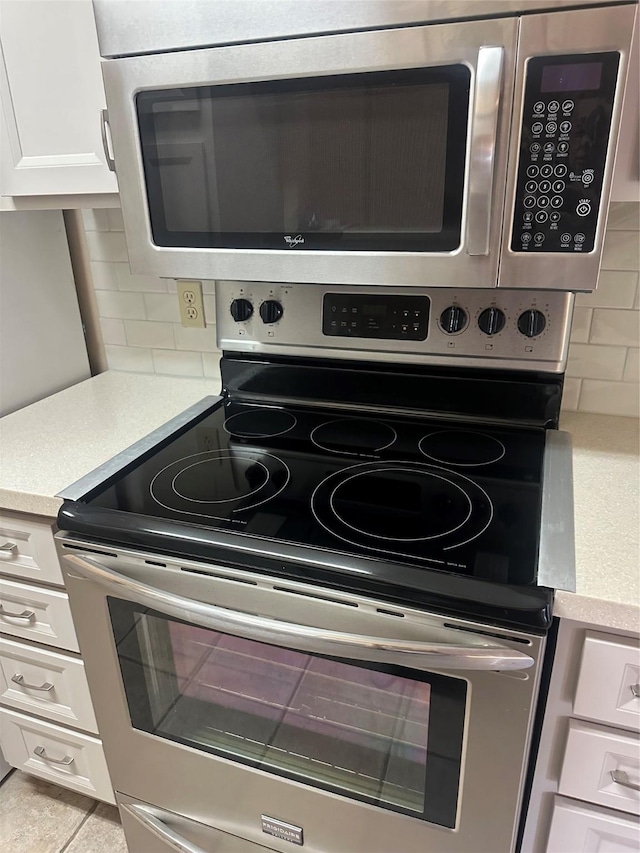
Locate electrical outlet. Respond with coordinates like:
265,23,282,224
177,280,206,328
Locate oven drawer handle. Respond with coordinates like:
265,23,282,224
64,554,534,671
466,45,504,256
122,804,207,853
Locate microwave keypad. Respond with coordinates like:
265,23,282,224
511,53,619,254
322,294,429,340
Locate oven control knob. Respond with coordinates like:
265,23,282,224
259,300,284,324
439,306,468,334
230,298,253,322
477,307,506,336
517,309,546,338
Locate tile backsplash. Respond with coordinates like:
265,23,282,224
82,202,640,418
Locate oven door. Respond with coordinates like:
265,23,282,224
61,543,543,853
101,16,517,287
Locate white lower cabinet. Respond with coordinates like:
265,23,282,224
0,576,79,652
547,796,640,852
0,707,114,803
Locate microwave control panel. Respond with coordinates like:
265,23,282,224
511,52,619,255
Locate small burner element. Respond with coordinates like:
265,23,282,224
419,430,506,467
310,418,397,456
173,458,269,503
224,408,297,438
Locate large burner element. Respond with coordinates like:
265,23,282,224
224,407,297,438
311,418,397,456
312,460,493,559
150,450,290,520
419,430,506,467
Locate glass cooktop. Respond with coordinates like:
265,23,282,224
82,400,546,587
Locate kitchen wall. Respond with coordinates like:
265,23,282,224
82,202,640,417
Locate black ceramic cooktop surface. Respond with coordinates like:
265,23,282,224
81,400,546,588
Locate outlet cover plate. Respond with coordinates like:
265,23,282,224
177,280,206,328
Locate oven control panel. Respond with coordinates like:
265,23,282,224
511,52,619,254
216,282,575,372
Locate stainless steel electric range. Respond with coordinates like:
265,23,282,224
56,284,575,853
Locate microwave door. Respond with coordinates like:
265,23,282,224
101,16,518,287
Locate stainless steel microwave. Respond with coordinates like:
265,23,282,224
95,0,637,291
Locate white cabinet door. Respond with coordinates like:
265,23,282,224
547,796,640,852
0,0,117,196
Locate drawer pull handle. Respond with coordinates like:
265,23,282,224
611,769,640,791
0,542,17,558
11,673,54,692
34,745,74,765
631,684,640,698
0,604,35,620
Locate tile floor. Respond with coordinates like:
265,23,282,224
0,770,127,853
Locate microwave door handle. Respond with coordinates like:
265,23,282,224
64,553,533,672
122,804,206,853
466,46,504,256
100,109,116,172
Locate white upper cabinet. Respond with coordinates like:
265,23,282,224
0,0,117,196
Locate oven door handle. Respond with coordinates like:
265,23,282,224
466,45,504,256
64,554,534,671
122,803,207,853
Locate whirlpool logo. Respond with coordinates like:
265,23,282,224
284,234,305,247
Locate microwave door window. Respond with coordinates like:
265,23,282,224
111,601,466,828
136,65,469,252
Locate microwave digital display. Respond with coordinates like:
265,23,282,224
541,62,603,92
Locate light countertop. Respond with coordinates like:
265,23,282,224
0,371,637,633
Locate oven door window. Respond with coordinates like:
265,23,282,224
111,600,466,829
136,65,470,252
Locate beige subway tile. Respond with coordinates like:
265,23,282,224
90,261,119,291
174,323,219,352
107,207,125,231
578,270,638,308
152,349,204,377
85,230,128,263
115,262,168,293
99,317,127,346
623,348,639,383
569,306,592,342
105,345,154,373
600,230,640,271
203,294,216,323
590,308,640,347
561,378,581,410
606,202,640,231
579,379,640,417
82,209,110,232
125,320,175,349
202,280,216,294
202,352,222,381
167,279,177,292
144,292,180,322
566,343,627,380
95,289,145,320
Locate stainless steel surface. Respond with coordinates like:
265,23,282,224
60,535,545,853
122,804,208,853
64,553,534,671
100,109,116,172
101,16,518,288
33,745,74,765
216,282,574,372
93,0,618,58
631,684,640,698
499,3,637,291
57,395,220,502
11,673,54,692
611,769,640,791
466,46,504,256
537,430,576,592
0,542,17,555
119,794,275,853
0,605,35,620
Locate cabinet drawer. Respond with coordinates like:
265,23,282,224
575,632,640,731
0,577,79,652
559,719,640,816
0,707,114,803
0,514,62,586
546,796,640,852
0,635,97,733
